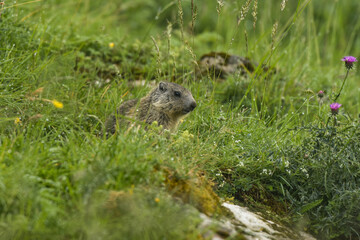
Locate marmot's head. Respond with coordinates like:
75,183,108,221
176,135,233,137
151,82,196,118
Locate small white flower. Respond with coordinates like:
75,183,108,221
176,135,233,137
284,160,290,168
261,169,272,175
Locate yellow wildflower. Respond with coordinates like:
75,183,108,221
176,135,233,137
128,184,135,195
14,117,21,124
109,42,115,48
52,100,64,109
155,197,160,203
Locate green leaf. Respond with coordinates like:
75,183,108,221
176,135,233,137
300,199,323,214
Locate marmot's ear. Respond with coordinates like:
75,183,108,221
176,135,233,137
159,82,167,92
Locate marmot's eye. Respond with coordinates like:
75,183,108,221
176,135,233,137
174,91,181,97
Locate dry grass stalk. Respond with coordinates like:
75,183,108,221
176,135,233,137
252,0,258,29
191,0,197,36
177,0,184,41
244,30,248,56
166,21,172,56
216,0,224,15
281,0,288,11
151,36,162,78
269,21,278,66
271,21,278,47
237,0,252,26
185,41,198,68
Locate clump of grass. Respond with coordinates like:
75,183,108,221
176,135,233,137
284,124,360,239
208,114,360,239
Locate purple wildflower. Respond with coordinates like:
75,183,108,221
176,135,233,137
317,90,324,98
330,103,342,115
341,56,357,70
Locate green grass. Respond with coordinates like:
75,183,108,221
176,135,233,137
1,0,360,239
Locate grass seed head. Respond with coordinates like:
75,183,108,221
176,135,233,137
281,0,288,11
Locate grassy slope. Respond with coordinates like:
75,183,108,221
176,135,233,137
1,0,360,239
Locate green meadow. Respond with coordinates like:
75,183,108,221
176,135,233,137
1,0,360,239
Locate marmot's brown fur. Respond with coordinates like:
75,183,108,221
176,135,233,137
105,82,196,134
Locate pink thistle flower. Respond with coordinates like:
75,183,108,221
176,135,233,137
341,56,357,70
330,102,342,115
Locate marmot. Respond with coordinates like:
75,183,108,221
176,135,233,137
105,81,197,134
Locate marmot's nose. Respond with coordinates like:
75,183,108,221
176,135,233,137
184,101,196,114
189,101,197,111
